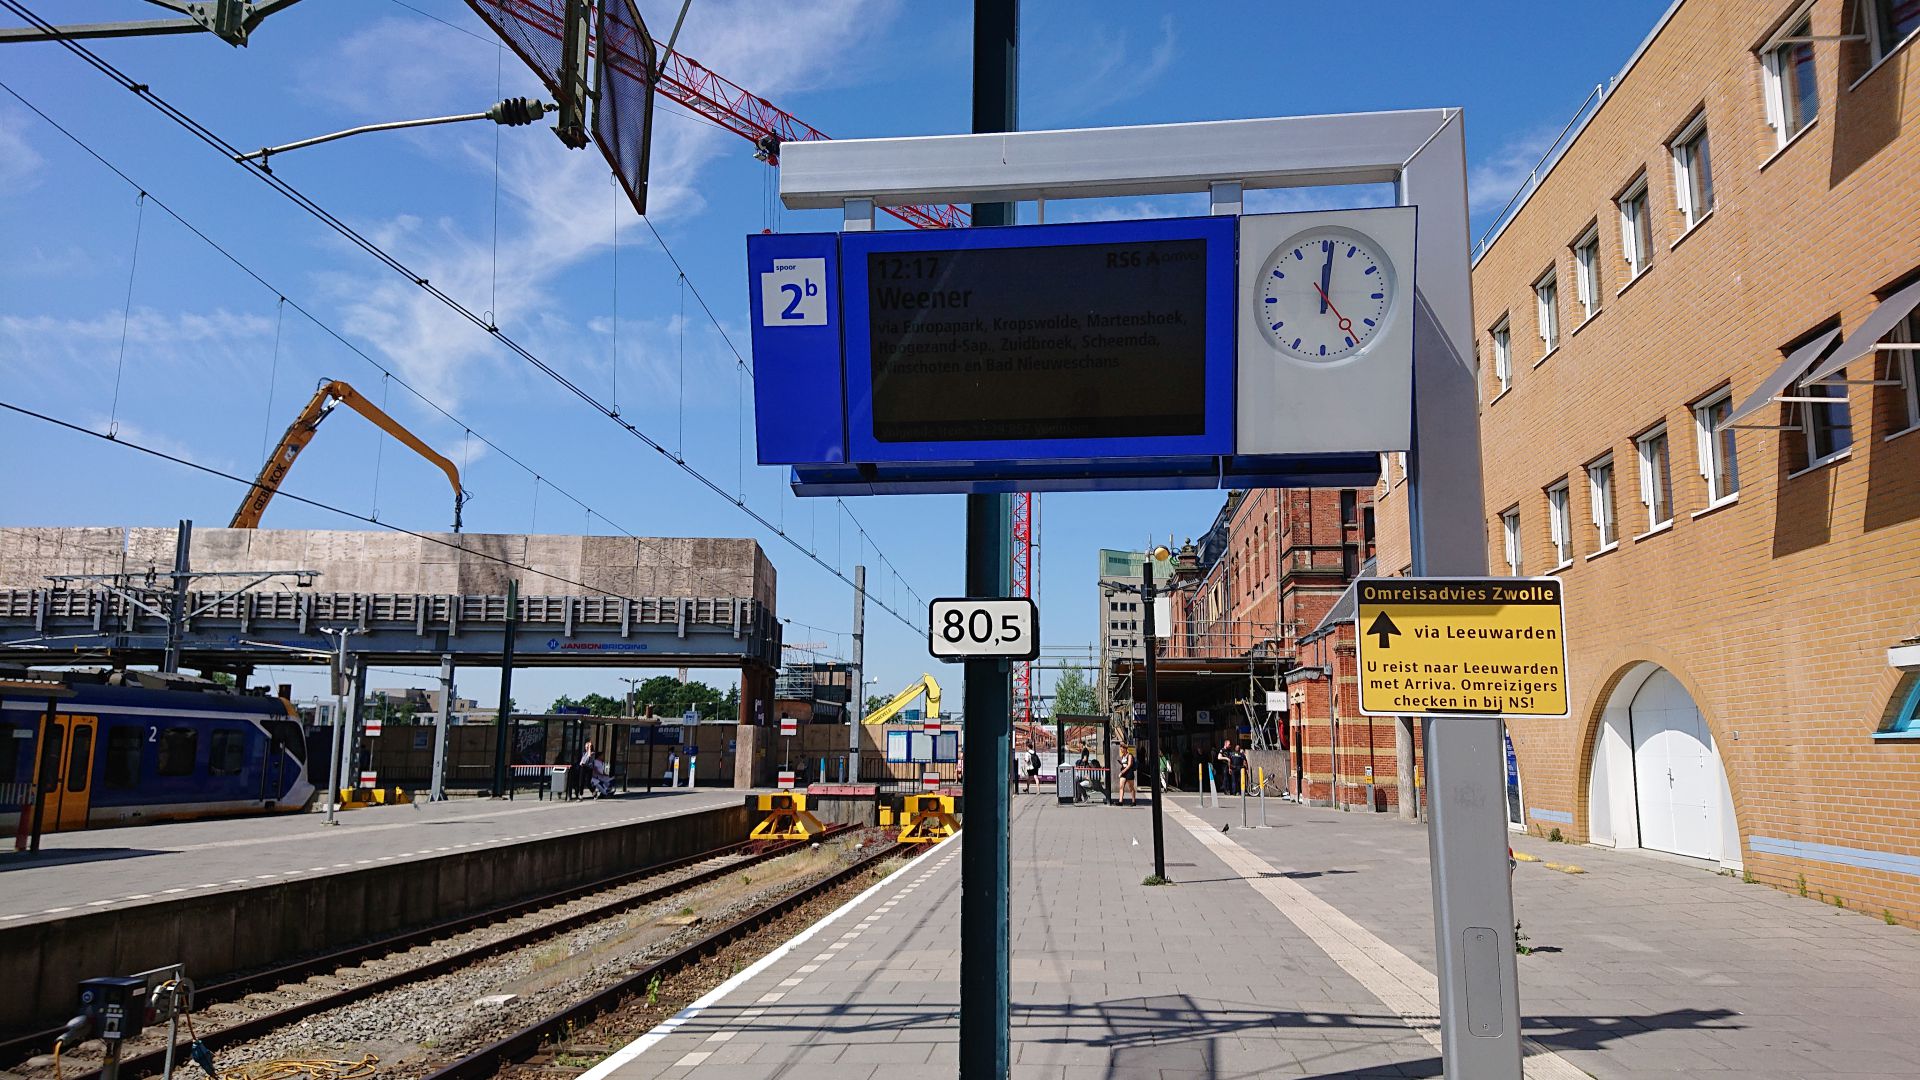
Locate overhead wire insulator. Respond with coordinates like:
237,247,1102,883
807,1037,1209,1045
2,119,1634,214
488,98,550,127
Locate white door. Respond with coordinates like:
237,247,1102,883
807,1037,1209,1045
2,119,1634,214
1629,669,1715,859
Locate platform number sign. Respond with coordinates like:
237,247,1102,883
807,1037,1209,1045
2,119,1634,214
928,597,1039,662
760,258,827,326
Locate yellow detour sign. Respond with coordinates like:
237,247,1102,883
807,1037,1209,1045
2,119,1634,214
1353,577,1569,718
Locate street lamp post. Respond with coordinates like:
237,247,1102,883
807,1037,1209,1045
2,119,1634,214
1140,555,1167,880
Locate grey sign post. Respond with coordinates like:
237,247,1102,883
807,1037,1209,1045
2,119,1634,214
779,107,1519,1078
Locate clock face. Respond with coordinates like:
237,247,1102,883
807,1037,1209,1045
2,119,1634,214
1256,227,1397,363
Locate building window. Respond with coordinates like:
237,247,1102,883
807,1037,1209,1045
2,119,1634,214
1882,677,1920,735
1500,508,1523,575
1761,10,1819,146
1491,317,1512,394
158,727,197,777
1588,455,1618,548
104,725,142,789
1340,489,1358,525
1534,271,1560,355
1618,175,1653,279
1883,305,1920,435
1693,390,1740,504
1867,0,1920,61
1573,228,1602,321
1802,378,1854,466
1671,114,1715,230
1636,424,1674,530
1546,480,1572,566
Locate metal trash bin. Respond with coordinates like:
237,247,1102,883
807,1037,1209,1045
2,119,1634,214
550,766,569,797
1057,764,1077,804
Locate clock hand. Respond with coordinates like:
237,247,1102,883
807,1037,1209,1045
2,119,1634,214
1313,282,1355,339
1319,244,1334,314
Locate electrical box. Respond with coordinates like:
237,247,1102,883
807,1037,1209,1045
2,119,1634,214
78,976,148,1041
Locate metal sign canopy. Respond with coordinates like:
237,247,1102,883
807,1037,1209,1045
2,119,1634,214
765,108,1522,1080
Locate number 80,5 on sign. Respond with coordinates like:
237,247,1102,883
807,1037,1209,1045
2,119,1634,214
928,598,1039,662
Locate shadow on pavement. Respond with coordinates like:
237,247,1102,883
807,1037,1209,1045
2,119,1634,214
0,847,162,871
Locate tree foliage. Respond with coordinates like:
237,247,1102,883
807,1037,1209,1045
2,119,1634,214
1052,665,1097,717
550,678,739,719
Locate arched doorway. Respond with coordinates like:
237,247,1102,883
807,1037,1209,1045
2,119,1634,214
1587,663,1741,868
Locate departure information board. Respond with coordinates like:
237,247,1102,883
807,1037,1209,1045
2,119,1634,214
863,238,1210,443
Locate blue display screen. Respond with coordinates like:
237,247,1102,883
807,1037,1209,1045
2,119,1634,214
842,217,1236,463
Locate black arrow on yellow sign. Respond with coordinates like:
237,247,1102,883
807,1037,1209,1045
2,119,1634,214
1366,611,1401,649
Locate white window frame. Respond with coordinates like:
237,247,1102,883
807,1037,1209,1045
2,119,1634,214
1670,113,1715,230
1892,310,1920,436
1693,389,1740,506
1636,424,1674,531
1800,380,1854,469
1618,176,1653,280
1572,227,1601,321
1535,269,1560,356
1761,7,1820,147
1500,507,1522,576
1588,455,1618,550
1546,480,1572,567
1491,317,1512,395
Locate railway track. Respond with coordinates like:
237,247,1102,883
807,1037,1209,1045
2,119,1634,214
418,837,915,1080
5,826,862,1080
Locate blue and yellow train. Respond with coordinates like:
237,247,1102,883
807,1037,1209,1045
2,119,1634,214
1,670,314,834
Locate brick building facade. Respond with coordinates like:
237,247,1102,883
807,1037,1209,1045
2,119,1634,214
1377,0,1920,919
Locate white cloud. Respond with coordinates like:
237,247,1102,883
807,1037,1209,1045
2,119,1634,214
1468,126,1558,215
0,104,44,189
1,307,276,380
1035,13,1178,121
312,0,898,409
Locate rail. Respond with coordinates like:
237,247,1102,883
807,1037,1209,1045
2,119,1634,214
2,826,854,1079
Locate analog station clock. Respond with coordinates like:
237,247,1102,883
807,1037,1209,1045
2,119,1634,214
1254,226,1398,363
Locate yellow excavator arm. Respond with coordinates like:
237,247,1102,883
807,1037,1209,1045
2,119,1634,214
230,378,466,531
862,673,941,726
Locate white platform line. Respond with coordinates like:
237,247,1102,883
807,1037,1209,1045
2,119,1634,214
1164,800,1586,1080
574,829,962,1080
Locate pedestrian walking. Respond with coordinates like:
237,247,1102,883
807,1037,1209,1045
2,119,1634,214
1024,745,1041,794
1117,746,1138,806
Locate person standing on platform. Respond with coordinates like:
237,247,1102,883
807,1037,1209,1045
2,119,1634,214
1229,742,1248,796
1024,744,1041,795
1117,746,1138,806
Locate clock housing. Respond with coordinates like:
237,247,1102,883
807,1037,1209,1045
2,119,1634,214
1235,206,1417,456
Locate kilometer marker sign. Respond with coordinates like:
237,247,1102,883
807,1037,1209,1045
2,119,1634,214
1353,577,1569,718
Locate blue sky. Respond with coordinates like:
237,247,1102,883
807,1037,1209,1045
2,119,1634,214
0,0,1671,712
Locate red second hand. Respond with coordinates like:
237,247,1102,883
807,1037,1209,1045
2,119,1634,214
1313,282,1355,338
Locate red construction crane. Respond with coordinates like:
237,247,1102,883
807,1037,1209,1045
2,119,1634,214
481,1,1034,721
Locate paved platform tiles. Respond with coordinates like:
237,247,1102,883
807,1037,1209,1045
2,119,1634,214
589,791,1920,1080
0,788,751,924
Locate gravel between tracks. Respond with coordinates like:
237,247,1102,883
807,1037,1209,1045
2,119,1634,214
15,834,892,1080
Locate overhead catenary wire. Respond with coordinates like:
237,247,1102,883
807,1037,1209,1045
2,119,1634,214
0,81,818,619
0,4,930,632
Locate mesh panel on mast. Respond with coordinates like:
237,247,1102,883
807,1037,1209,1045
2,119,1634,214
594,0,657,215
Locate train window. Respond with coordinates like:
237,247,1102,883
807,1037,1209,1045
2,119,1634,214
0,724,16,783
38,727,62,793
105,726,143,788
209,729,246,776
66,727,93,792
157,727,198,777
265,720,306,765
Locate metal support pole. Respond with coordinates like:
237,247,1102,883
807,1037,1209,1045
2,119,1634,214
850,563,865,782
162,519,191,674
1397,715,1417,820
1140,560,1166,880
28,698,53,851
324,629,348,825
960,5,1016,1075
342,657,366,800
431,654,453,801
1402,111,1522,1079
492,579,519,797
